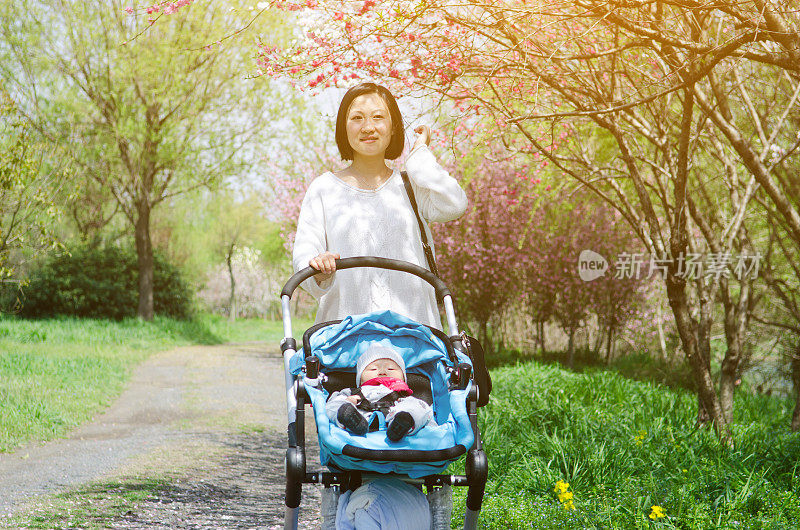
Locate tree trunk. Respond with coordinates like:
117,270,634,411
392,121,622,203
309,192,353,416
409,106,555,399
792,341,800,432
719,278,750,425
718,352,738,427
662,83,730,441
135,203,154,321
605,326,614,365
567,328,575,369
478,319,490,355
696,290,716,425
593,319,604,358
227,244,236,322
665,272,728,436
539,320,546,353
657,298,668,361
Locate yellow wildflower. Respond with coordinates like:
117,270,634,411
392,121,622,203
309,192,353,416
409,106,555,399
634,430,647,446
554,480,576,511
649,505,666,519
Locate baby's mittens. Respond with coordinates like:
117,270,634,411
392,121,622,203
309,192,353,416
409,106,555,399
386,411,415,442
337,403,368,435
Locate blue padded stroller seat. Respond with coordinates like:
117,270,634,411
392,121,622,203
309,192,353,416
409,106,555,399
291,310,475,478
280,256,489,530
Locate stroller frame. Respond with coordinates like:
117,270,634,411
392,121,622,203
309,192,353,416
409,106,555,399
280,257,488,529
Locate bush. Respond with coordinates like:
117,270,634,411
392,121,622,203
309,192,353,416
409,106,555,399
16,245,192,320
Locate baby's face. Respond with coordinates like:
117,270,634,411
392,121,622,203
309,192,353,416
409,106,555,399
361,358,404,382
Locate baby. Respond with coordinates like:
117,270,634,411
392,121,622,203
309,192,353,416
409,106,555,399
325,344,435,441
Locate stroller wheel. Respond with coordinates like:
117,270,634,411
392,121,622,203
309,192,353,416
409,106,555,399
387,412,414,442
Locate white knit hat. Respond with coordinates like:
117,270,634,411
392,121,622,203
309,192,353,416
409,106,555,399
356,344,406,385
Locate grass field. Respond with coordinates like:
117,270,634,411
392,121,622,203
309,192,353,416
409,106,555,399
0,313,312,453
6,314,800,527
451,362,800,529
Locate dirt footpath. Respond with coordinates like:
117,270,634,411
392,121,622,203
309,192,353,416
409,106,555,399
0,343,322,529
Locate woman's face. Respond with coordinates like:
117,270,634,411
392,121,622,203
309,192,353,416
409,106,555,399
345,93,393,159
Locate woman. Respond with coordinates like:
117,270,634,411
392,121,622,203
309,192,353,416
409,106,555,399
292,82,467,330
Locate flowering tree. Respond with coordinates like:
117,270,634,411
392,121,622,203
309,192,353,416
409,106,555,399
590,248,651,363
431,140,645,362
162,0,799,433
245,0,800,436
269,135,350,246
530,199,596,366
433,153,538,350
618,283,677,362
514,188,646,366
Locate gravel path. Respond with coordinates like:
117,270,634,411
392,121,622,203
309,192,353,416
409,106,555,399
0,343,323,529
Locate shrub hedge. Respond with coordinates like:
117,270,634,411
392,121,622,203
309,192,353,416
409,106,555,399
16,245,192,319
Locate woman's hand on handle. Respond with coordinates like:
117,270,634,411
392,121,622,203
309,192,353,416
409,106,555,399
309,251,340,285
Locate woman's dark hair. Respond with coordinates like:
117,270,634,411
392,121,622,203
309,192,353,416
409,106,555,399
335,82,405,160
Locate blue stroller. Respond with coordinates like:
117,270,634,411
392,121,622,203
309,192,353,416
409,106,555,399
279,257,489,529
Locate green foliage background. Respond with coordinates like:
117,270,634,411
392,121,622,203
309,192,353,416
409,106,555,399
14,245,192,320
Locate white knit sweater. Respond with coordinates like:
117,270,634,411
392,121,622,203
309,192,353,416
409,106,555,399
292,145,467,330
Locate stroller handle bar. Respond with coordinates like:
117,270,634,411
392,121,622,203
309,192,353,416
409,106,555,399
281,256,452,302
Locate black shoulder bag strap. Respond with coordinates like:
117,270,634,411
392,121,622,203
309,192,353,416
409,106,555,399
401,171,492,407
400,171,440,277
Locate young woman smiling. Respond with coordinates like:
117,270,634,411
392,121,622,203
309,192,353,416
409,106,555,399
292,82,467,330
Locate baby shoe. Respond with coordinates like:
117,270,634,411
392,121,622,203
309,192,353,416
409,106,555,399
387,411,415,442
338,403,368,435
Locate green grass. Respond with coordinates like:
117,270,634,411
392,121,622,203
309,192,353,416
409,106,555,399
450,361,800,529
0,313,312,452
491,345,698,394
